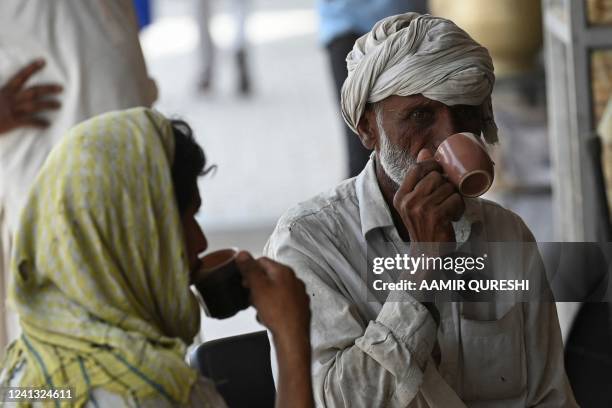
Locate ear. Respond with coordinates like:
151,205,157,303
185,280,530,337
356,108,378,150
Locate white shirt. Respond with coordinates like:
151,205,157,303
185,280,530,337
0,0,157,231
265,158,577,407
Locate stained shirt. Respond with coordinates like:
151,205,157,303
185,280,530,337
264,157,577,407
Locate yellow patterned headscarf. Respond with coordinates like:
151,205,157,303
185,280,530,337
1,108,201,406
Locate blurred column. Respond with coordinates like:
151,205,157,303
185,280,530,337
430,0,543,77
542,0,612,241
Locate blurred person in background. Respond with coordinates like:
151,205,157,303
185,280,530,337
266,13,577,407
0,0,157,352
133,0,153,30
0,108,314,407
317,0,428,178
196,0,252,95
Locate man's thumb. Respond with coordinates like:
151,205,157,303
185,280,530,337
417,148,434,162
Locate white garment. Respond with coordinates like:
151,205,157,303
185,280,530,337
0,0,157,351
264,157,577,407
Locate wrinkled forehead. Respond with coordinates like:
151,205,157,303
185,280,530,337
374,94,482,111
379,94,436,107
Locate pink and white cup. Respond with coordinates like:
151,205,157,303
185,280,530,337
434,132,495,197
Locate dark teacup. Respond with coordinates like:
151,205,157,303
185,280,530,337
192,248,250,319
434,132,495,197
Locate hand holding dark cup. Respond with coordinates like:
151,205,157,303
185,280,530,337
237,252,314,408
192,248,250,319
236,252,310,344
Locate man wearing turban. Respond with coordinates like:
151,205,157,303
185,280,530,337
265,13,577,407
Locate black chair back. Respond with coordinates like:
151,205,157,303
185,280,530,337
563,135,612,408
585,135,612,242
189,331,276,408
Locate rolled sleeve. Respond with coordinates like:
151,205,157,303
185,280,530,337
358,296,437,403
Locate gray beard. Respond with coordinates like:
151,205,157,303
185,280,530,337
376,108,416,186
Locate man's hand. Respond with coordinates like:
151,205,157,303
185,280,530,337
238,251,314,408
0,59,63,134
393,149,465,243
237,251,310,342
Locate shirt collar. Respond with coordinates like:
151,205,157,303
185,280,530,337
355,154,482,242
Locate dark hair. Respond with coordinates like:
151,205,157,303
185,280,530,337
170,120,214,214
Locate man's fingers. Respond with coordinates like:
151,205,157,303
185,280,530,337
16,84,63,102
15,117,50,129
236,251,268,290
15,99,61,115
412,170,445,196
424,182,457,206
257,257,279,268
416,148,434,162
438,192,465,222
257,257,293,280
5,59,46,92
396,160,443,195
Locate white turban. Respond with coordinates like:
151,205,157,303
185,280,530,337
341,13,498,144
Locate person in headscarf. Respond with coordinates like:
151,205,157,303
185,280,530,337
265,13,577,406
0,108,314,407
